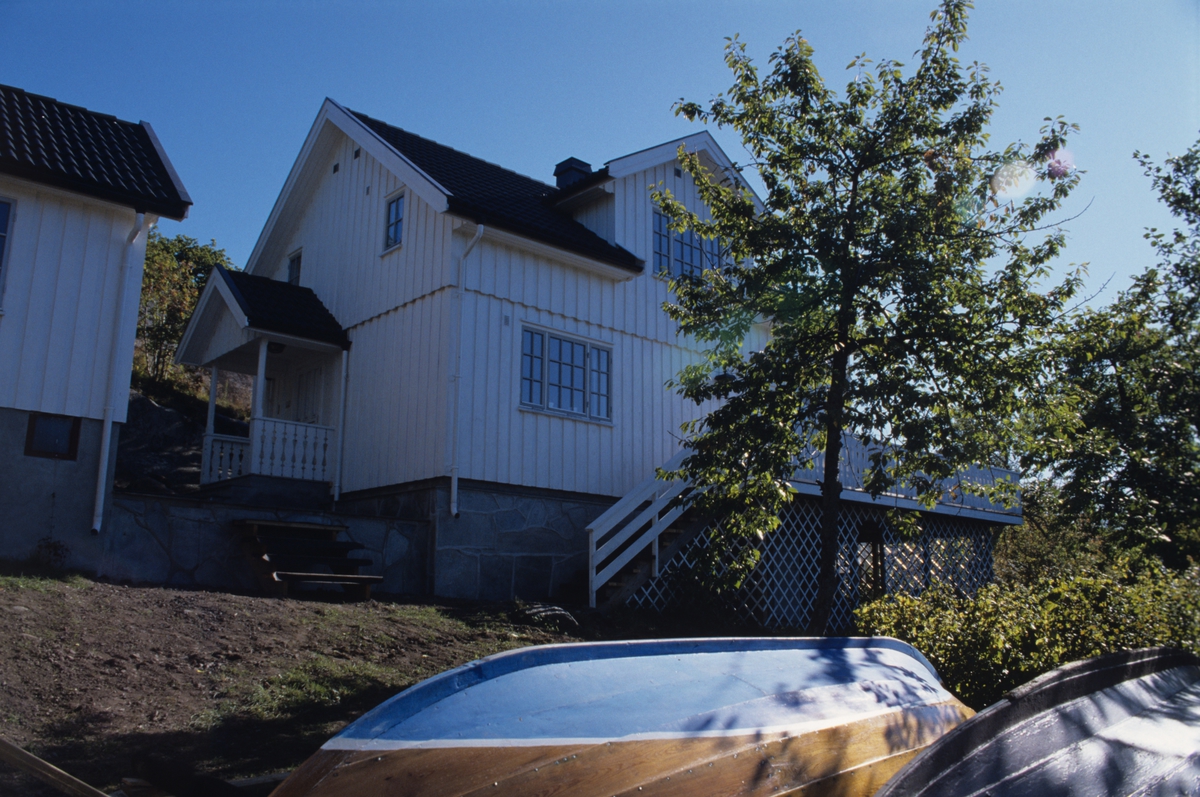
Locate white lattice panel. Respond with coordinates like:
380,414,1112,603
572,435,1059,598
628,497,995,631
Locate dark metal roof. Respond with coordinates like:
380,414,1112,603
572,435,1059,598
0,84,191,220
220,266,349,348
350,111,641,273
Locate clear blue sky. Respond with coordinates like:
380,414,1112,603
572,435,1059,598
5,1,1197,303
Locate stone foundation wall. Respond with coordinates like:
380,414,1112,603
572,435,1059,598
97,493,429,596
339,478,616,603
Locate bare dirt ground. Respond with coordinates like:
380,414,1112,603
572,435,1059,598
0,570,590,796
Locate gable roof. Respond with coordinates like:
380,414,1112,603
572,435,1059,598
0,84,191,220
219,265,349,348
350,111,641,273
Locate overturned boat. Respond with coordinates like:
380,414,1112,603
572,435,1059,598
877,646,1200,797
270,637,972,797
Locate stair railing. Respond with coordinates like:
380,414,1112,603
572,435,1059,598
587,449,692,608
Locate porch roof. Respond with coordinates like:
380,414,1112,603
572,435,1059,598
176,264,350,368
218,265,349,348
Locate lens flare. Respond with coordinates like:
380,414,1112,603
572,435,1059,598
991,161,1035,199
1047,148,1075,179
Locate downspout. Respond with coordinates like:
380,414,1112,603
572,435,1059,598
449,224,484,518
92,212,148,534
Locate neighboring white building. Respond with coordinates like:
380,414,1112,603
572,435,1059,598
177,99,1018,611
0,84,190,567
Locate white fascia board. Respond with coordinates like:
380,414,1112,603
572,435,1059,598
244,99,451,276
0,173,151,220
323,98,451,210
789,480,1023,525
174,272,250,366
174,272,238,362
606,130,764,211
474,223,640,282
140,121,193,215
606,131,727,178
248,330,344,354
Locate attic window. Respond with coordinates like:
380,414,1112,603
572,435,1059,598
287,252,302,285
354,148,361,159
385,194,404,250
674,167,682,178
653,211,725,279
333,163,339,174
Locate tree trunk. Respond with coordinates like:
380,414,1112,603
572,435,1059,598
809,344,850,634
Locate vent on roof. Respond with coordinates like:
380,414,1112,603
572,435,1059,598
554,157,592,190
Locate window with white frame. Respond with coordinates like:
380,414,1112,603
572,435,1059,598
653,210,726,279
385,194,404,249
521,328,611,420
287,251,302,285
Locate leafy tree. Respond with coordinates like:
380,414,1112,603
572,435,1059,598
657,0,1082,632
1026,139,1200,567
137,230,232,384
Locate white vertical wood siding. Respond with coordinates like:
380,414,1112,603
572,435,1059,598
458,235,719,497
268,135,456,330
340,289,453,492
0,177,145,422
238,133,757,497
571,194,616,244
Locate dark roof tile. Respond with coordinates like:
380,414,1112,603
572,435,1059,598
220,266,349,348
0,84,191,220
351,111,641,273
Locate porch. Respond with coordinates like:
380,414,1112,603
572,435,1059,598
175,265,353,493
200,336,346,489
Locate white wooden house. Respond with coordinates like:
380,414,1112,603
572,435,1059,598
177,98,1019,611
0,84,191,568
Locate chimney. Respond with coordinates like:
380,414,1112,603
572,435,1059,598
554,157,592,190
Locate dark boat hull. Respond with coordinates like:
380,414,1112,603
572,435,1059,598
877,647,1200,797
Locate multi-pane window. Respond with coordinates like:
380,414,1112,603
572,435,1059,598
0,201,10,279
385,194,404,249
674,226,702,278
653,210,725,279
287,252,302,285
652,211,671,274
521,328,611,420
521,330,544,406
589,347,611,420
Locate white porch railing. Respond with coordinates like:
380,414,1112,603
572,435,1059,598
798,436,1021,513
200,418,335,485
201,434,250,483
587,443,1022,608
250,418,335,481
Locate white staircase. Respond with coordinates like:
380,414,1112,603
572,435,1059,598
586,450,695,608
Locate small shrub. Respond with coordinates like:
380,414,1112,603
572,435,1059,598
855,564,1200,709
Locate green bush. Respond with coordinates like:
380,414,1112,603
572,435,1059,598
854,564,1200,709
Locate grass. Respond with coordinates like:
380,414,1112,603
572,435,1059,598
188,600,572,737
0,560,91,592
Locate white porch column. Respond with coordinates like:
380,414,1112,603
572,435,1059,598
250,338,268,473
253,338,268,418
206,365,219,435
201,365,219,482
334,348,348,500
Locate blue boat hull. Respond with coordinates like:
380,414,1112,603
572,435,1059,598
271,637,972,797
